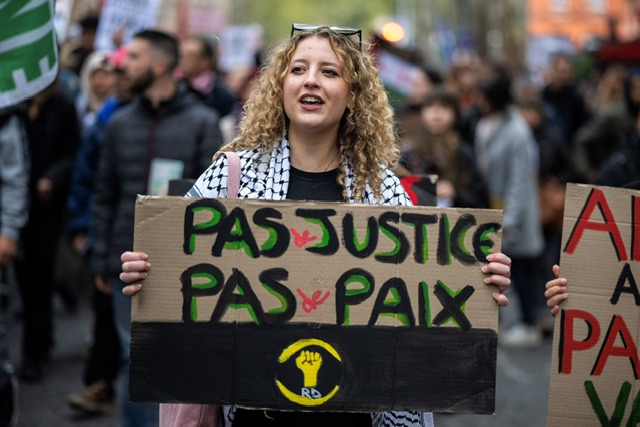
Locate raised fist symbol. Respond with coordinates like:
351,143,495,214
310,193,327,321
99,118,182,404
295,350,323,388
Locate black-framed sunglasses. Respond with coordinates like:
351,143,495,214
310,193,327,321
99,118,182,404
290,23,362,51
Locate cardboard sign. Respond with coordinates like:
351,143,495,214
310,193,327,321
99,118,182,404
547,184,640,425
130,196,503,413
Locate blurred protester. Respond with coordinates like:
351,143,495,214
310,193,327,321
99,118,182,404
16,80,81,381
475,69,545,348
541,53,590,149
399,86,489,208
66,46,132,417
76,51,116,135
0,106,29,427
397,66,442,150
448,61,483,146
409,66,443,106
573,64,633,183
590,68,640,189
518,96,576,334
58,63,81,106
178,35,236,118
222,56,262,142
92,30,223,426
235,68,260,108
624,68,640,119
595,109,640,187
68,15,100,77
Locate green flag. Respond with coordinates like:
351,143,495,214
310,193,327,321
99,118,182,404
0,0,58,108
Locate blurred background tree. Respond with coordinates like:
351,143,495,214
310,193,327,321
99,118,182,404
229,0,394,45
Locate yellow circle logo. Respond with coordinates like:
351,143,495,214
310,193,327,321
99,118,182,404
275,338,343,406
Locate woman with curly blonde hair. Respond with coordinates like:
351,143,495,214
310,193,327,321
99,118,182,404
224,25,398,202
120,24,512,427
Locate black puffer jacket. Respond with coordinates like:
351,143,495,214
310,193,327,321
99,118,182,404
92,82,223,276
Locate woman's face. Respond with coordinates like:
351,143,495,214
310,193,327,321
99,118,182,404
89,68,115,99
421,103,455,134
282,36,351,139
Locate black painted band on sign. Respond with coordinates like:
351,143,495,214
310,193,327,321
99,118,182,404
130,323,497,414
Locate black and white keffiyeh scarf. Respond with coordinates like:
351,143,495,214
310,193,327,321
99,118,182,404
188,137,411,206
188,137,433,427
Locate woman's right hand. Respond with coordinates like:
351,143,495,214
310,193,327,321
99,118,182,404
120,251,150,296
545,264,568,316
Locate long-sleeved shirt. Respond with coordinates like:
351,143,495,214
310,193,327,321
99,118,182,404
0,109,29,241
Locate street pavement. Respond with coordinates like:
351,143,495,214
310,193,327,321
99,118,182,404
7,292,119,427
6,281,552,427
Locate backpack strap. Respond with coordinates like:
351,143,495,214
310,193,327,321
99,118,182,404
161,153,240,426
220,152,241,198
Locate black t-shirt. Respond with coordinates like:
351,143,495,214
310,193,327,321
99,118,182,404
286,166,344,201
233,167,371,426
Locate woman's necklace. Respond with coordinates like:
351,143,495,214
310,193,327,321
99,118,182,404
323,150,340,172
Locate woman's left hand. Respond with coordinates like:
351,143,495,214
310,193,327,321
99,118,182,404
482,252,511,306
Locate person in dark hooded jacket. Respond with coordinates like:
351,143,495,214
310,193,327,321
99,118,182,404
16,80,81,382
91,29,223,427
595,109,640,188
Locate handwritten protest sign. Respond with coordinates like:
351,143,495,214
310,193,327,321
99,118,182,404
547,184,640,426
94,0,161,52
130,196,503,413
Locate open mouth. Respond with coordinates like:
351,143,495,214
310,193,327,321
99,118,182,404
300,96,324,105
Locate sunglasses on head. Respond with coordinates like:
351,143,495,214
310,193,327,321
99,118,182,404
290,23,362,51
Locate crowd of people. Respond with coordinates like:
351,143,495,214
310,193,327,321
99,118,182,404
0,10,638,427
396,51,640,349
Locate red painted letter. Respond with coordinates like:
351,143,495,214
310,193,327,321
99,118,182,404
564,188,628,261
633,195,640,261
560,309,601,374
592,314,640,379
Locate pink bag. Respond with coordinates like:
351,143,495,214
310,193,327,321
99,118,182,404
159,151,241,427
159,403,222,427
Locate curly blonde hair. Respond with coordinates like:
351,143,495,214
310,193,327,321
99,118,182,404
221,26,399,201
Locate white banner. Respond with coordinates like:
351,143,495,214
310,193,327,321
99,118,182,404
218,24,263,73
94,0,162,52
